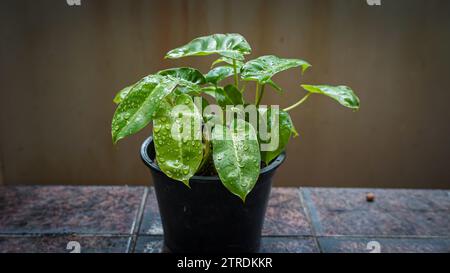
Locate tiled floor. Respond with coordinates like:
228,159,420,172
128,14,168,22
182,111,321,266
0,186,449,253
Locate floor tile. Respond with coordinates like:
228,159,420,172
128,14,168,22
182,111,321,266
0,235,130,253
263,188,312,236
260,237,319,253
134,236,320,253
134,236,164,253
0,186,146,234
139,188,163,235
318,237,450,253
302,188,450,236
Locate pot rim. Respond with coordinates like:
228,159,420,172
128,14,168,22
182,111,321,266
140,136,286,182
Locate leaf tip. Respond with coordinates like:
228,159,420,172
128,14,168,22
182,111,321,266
112,135,120,145
239,194,247,203
182,180,191,188
301,63,312,74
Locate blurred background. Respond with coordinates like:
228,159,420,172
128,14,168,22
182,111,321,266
1,0,450,189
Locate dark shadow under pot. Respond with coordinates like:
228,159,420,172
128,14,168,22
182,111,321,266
140,136,286,253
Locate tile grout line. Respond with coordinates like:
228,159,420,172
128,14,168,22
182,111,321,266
261,234,450,240
1,232,447,240
127,187,149,253
298,187,323,253
0,233,133,237
314,235,450,240
300,188,324,234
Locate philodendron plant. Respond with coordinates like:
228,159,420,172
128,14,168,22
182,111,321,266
112,33,360,201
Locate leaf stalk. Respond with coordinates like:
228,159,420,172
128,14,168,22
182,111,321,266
256,84,265,107
283,93,311,112
233,59,239,88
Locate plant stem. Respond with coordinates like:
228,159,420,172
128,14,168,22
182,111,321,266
255,82,260,104
197,130,212,174
233,59,239,88
256,84,265,107
240,82,247,93
283,93,311,112
198,131,211,172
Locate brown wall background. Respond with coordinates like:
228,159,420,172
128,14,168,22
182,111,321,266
1,0,450,188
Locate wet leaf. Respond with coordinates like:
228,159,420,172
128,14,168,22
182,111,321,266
153,93,203,186
111,75,177,144
211,57,244,69
267,79,283,94
205,66,234,85
157,67,206,85
166,33,252,61
158,67,205,95
113,85,133,104
203,85,243,108
259,109,297,165
241,55,311,84
301,85,360,110
212,119,261,201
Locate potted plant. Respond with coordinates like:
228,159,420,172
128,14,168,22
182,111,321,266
111,33,360,253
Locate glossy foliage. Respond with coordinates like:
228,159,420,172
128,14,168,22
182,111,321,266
205,85,244,108
158,67,206,85
153,93,203,186
301,85,360,110
241,55,311,84
157,67,205,94
205,66,235,85
112,75,177,144
259,109,298,165
211,57,244,69
212,119,261,201
111,33,360,201
113,85,133,104
166,33,252,61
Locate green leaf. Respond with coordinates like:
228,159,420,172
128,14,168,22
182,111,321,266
259,108,297,165
158,67,205,95
212,119,261,201
301,85,360,110
157,67,206,85
267,80,283,94
205,66,234,85
113,85,133,104
153,93,203,186
166,33,252,61
211,57,244,69
203,85,243,108
223,85,245,105
241,55,311,84
111,75,177,144
201,86,217,98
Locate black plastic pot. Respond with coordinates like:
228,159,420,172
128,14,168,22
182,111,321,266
140,136,286,253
